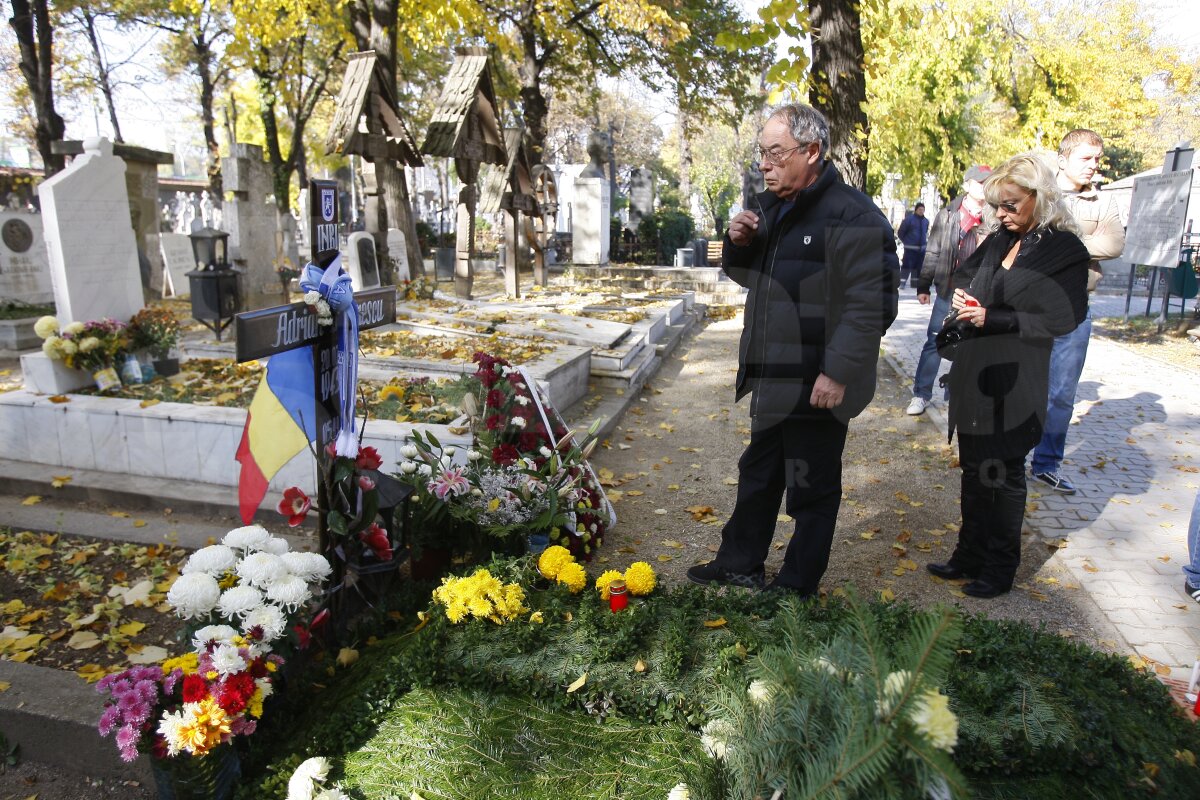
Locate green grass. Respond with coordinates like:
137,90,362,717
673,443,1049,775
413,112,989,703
0,302,53,320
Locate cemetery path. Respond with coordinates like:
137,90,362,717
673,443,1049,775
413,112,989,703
591,312,1120,649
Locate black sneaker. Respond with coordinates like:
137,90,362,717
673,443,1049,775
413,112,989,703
686,561,765,589
1031,470,1078,495
1186,579,1200,606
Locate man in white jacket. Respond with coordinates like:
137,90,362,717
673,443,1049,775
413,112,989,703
1029,129,1125,494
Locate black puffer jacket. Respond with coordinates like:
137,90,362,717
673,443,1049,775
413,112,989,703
723,163,899,424
946,227,1089,457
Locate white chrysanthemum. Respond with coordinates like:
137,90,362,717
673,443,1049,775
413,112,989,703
167,572,221,619
418,463,432,477
667,784,691,800
256,677,274,700
243,605,288,642
443,445,456,457
747,679,774,706
266,575,311,611
539,446,552,458
78,336,100,352
223,524,272,551
192,624,239,651
399,460,417,474
303,290,321,305
512,416,527,428
877,669,912,717
514,395,530,405
287,756,331,800
236,551,289,588
281,552,332,582
217,585,265,619
34,316,59,338
63,320,85,336
59,339,77,355
260,536,291,555
210,643,247,676
700,718,733,760
909,689,958,752
400,444,418,459
157,709,187,756
314,790,349,800
183,544,238,576
467,449,482,461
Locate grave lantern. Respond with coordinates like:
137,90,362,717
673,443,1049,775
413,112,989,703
186,227,239,341
188,226,230,271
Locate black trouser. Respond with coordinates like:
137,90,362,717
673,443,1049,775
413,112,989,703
901,249,925,285
715,416,848,594
949,436,1029,588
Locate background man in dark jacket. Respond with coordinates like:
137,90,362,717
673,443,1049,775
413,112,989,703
897,202,929,288
686,103,899,596
905,165,990,416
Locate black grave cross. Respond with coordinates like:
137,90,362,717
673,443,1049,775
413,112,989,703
233,178,397,560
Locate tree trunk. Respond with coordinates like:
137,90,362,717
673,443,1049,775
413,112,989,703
9,0,65,176
807,0,868,190
258,72,291,214
195,29,223,196
678,106,693,207
79,9,122,142
519,24,550,163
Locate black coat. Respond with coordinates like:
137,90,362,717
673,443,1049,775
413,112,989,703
946,227,1089,457
723,163,899,424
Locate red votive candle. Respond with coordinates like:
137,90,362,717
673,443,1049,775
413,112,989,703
609,579,628,612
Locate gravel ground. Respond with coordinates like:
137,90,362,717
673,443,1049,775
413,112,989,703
592,312,1119,644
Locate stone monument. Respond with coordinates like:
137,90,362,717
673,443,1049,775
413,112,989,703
159,232,194,298
387,228,411,281
573,131,611,265
223,143,278,310
345,231,382,290
0,211,52,306
628,167,654,233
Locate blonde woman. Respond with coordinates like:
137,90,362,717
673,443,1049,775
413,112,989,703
927,154,1089,598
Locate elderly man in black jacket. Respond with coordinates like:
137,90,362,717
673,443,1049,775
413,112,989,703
687,104,899,596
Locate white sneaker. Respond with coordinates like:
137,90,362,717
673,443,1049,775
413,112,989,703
905,397,929,416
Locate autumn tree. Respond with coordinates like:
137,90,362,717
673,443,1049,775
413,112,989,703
8,0,65,175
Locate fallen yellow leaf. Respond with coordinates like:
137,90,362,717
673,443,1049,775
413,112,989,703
21,495,42,506
132,519,148,528
139,398,161,408
50,475,72,488
634,659,647,673
336,647,360,667
566,672,588,693
703,617,727,628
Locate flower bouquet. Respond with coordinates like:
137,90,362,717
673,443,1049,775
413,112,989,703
128,306,181,360
395,352,611,559
96,524,330,797
35,315,130,390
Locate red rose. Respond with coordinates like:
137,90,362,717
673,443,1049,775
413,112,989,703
182,674,208,704
356,446,383,471
276,487,311,527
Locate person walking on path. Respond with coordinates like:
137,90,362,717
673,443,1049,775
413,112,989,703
1029,129,1125,495
929,154,1089,598
905,166,991,416
897,203,929,289
1183,488,1200,603
686,103,898,596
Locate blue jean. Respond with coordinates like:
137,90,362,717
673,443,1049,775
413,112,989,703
1030,311,1091,474
912,293,950,401
1184,489,1200,585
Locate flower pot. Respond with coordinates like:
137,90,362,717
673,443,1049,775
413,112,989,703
526,531,551,556
150,745,240,800
92,367,121,392
410,546,451,581
154,357,181,377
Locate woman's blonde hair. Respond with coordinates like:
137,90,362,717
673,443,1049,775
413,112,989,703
982,152,1080,235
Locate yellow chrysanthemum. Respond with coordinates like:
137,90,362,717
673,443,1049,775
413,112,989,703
173,697,232,756
537,545,574,580
161,652,200,676
379,385,406,402
909,689,958,752
624,562,657,596
432,569,526,624
556,561,587,594
247,688,265,719
595,569,625,600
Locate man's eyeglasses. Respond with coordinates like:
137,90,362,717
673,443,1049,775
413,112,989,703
754,143,808,166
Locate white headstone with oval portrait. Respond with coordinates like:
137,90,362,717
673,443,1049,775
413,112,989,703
0,211,52,306
387,228,411,281
345,231,381,290
159,232,195,298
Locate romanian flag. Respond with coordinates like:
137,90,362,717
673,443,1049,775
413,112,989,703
235,347,315,523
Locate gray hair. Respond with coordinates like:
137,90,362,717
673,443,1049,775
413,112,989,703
767,104,830,161
983,152,1080,235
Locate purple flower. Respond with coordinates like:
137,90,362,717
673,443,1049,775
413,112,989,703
163,670,181,694
115,724,140,762
98,705,120,737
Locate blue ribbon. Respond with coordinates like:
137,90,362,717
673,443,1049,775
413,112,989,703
299,254,360,458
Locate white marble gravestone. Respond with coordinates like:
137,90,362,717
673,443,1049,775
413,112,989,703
223,143,278,310
37,137,143,324
387,228,411,281
0,211,52,306
345,231,381,290
573,176,610,265
159,233,195,298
